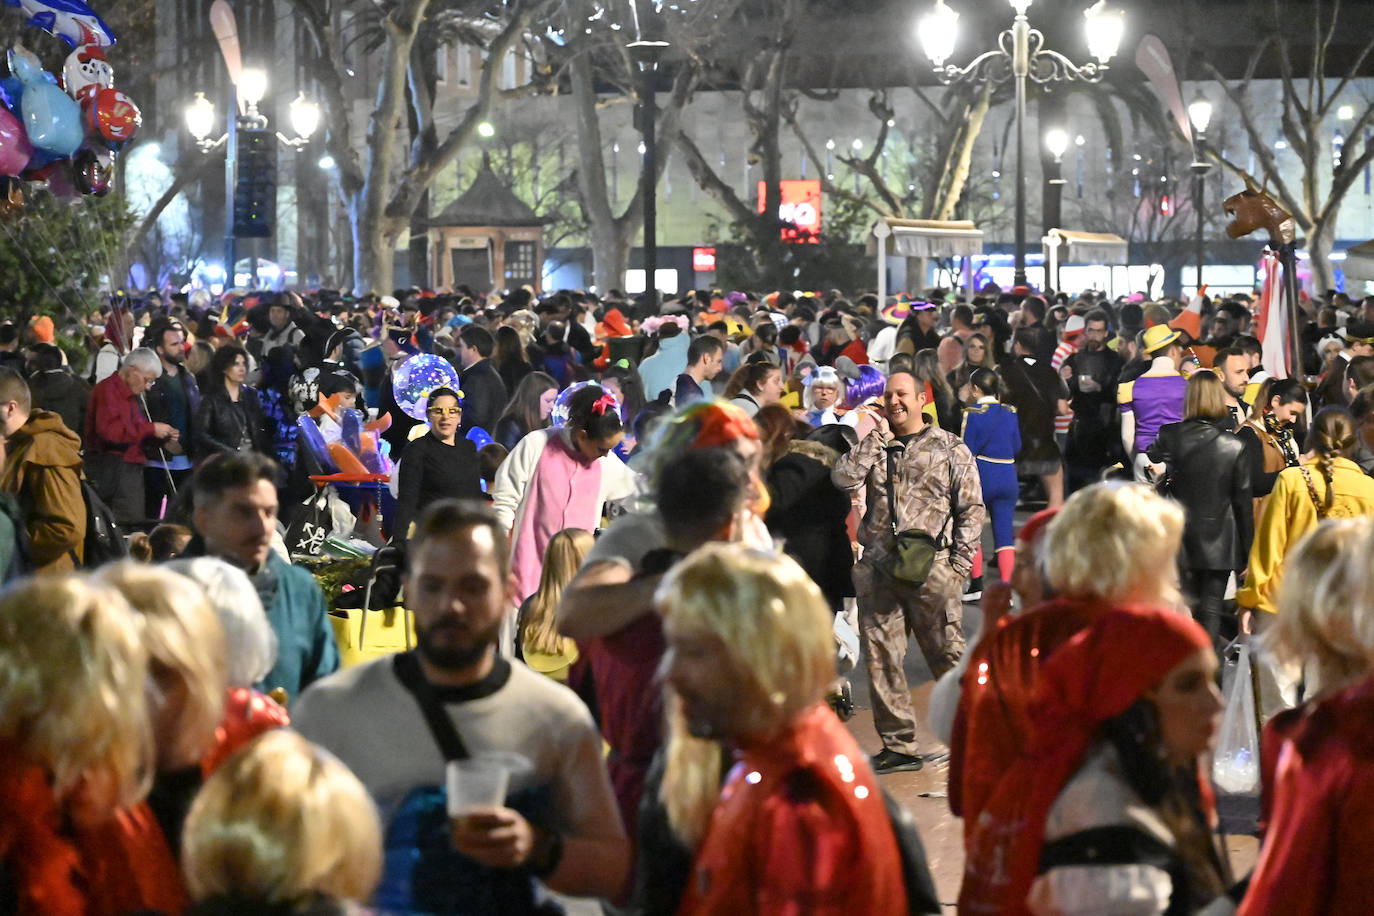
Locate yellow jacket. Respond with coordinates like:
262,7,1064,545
1237,457,1374,615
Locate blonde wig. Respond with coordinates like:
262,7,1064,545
522,528,594,656
169,556,278,688
182,730,383,905
1045,482,1186,610
0,575,152,807
97,562,228,770
1269,518,1374,695
655,544,837,845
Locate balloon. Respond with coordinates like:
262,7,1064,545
358,430,385,474
465,426,493,450
70,142,110,195
340,407,364,456
327,442,369,476
61,43,112,99
550,380,622,427
0,106,33,177
296,415,338,473
83,86,139,148
9,48,83,156
391,353,460,422
5,0,117,49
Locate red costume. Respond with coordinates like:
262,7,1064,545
947,594,1111,826
961,608,1213,915
1240,675,1374,916
676,704,907,916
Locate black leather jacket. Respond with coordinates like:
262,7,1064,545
193,385,274,462
1147,417,1254,571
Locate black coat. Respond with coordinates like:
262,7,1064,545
1147,418,1254,571
459,358,508,436
999,355,1066,463
192,386,274,462
28,369,90,444
394,432,483,540
764,439,854,606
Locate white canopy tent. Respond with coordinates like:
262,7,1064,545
870,217,984,303
1042,229,1130,296
1343,239,1374,289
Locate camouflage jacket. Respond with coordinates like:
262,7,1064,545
832,424,986,573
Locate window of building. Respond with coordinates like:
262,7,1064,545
504,240,537,287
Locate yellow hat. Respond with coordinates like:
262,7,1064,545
1141,324,1182,354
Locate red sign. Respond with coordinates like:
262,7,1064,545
758,179,822,243
692,247,717,272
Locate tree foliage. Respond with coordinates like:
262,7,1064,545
0,190,134,316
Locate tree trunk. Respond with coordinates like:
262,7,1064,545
926,82,992,221
1306,217,1336,299
569,53,624,293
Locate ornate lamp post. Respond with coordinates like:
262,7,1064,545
919,0,1124,288
1187,94,1214,293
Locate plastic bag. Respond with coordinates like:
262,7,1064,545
1213,640,1261,795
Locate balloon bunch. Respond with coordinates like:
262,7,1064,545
0,0,140,214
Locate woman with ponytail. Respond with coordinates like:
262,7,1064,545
1238,407,1374,626
492,384,640,602
1237,377,1306,509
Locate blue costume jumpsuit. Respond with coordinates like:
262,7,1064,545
962,399,1021,553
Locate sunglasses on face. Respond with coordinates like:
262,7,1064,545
427,406,462,417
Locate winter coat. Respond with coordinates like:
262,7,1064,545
637,335,690,403
0,410,85,572
1148,418,1254,571
458,358,508,437
28,369,90,444
193,385,275,462
1237,457,1374,616
765,439,854,606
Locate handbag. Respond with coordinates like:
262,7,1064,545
883,446,956,587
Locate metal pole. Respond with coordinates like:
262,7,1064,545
1195,169,1205,291
641,67,657,306
1012,14,1030,289
225,87,238,288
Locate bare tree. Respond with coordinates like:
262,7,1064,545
1204,0,1374,294
288,0,561,294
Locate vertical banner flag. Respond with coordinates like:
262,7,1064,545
1256,250,1290,378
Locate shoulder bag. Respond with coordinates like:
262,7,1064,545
884,445,956,587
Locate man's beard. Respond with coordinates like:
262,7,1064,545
415,618,500,671
1083,339,1104,351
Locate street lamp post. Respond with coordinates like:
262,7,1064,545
628,0,668,305
1187,94,1213,294
919,0,1123,289
1044,127,1068,290
185,68,319,289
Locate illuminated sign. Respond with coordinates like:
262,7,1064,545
693,247,717,272
758,179,822,243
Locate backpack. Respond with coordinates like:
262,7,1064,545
76,477,128,568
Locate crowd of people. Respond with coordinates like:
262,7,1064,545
1,277,1374,914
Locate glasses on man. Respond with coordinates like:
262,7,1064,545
427,406,462,417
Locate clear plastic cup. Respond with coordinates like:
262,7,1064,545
446,757,510,821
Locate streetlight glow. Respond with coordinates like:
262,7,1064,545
1187,95,1213,135
238,68,268,108
185,92,216,141
1045,128,1069,161
852,138,864,151
477,121,496,139
1008,0,1032,15
318,154,336,170
1083,0,1124,64
289,93,320,140
918,0,959,67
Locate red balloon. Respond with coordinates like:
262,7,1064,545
83,86,139,147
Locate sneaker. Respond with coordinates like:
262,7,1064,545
964,575,984,603
870,748,924,774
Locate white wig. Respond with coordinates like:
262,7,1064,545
168,557,278,687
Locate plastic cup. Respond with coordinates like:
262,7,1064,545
446,757,510,821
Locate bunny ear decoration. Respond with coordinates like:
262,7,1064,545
833,355,862,381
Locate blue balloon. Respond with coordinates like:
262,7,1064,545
296,415,339,474
465,426,493,450
9,50,81,155
392,353,460,422
550,380,622,427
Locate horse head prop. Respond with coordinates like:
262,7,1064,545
1223,176,1295,247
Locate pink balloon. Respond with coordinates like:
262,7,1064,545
0,106,33,177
